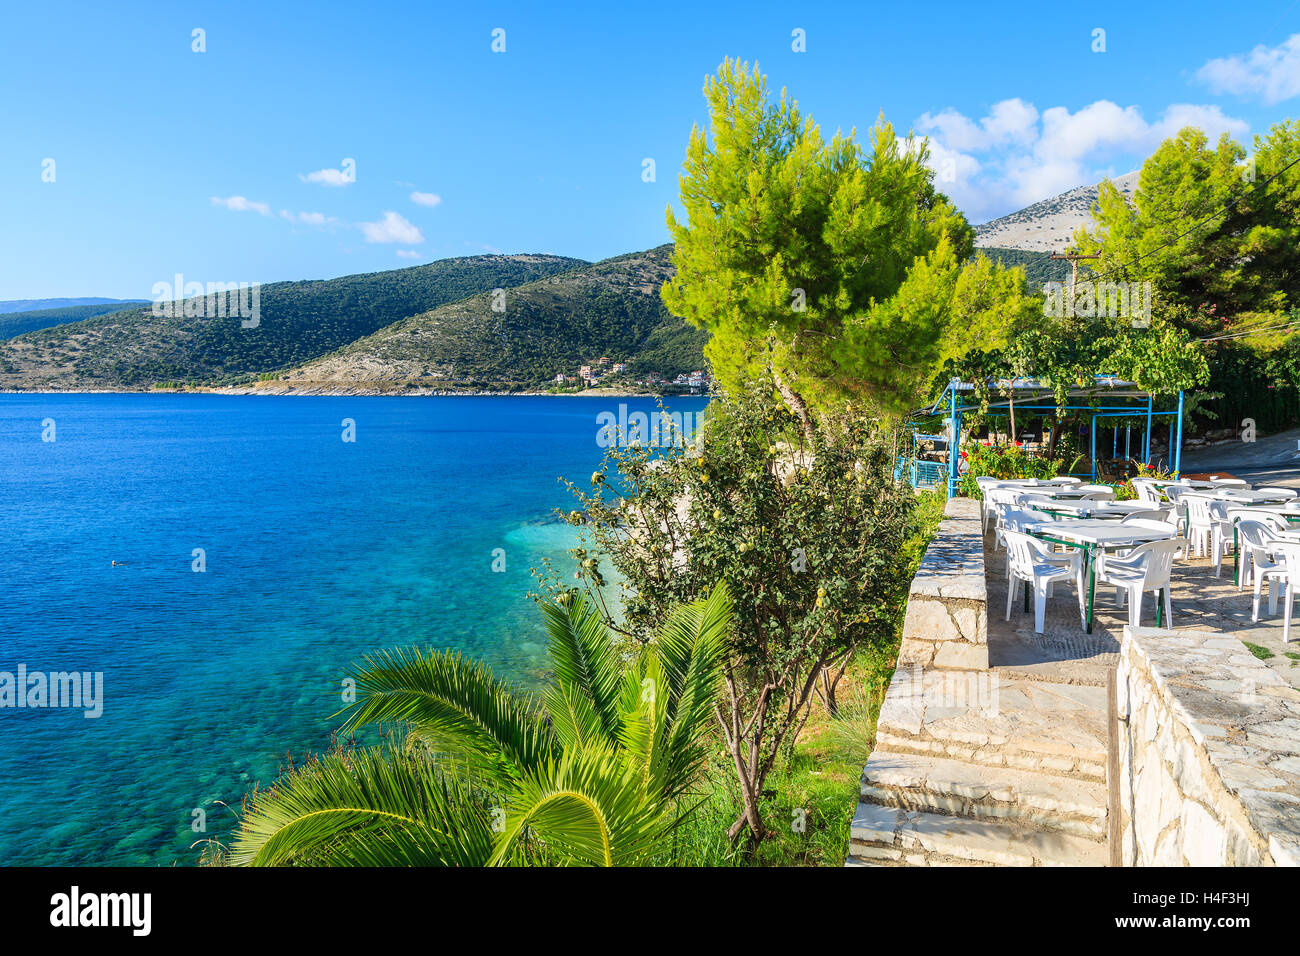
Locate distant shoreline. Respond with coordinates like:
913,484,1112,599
0,386,703,399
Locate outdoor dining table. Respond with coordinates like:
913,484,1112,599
1035,500,1151,519
1020,486,1113,500
1150,478,1218,490
1024,518,1176,633
1210,488,1295,506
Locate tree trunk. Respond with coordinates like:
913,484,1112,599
772,369,817,444
724,739,766,844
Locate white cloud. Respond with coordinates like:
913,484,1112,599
917,98,1038,151
396,249,422,259
300,167,354,187
211,195,271,216
360,211,424,244
1197,33,1300,104
410,191,442,207
279,209,338,226
915,98,1250,222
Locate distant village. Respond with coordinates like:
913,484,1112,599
553,355,710,392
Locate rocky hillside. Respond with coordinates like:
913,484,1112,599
265,245,707,392
974,171,1139,252
0,254,585,390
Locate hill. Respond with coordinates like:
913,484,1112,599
267,245,708,392
0,301,149,341
973,171,1139,252
0,297,143,315
0,255,586,390
975,247,1071,290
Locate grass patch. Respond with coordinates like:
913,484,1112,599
1243,640,1275,661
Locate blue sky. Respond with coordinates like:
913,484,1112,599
3,0,1300,299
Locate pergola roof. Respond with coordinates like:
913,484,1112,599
917,375,1152,417
903,375,1189,493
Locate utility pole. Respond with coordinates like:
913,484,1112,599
1049,251,1100,298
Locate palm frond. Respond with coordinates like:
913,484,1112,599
488,744,665,867
228,747,495,867
540,593,623,742
339,648,556,782
652,581,732,797
615,654,672,799
543,681,609,752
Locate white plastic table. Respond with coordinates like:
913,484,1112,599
1025,519,1176,633
1035,500,1152,519
1211,488,1295,506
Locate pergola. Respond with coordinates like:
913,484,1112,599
913,375,1186,498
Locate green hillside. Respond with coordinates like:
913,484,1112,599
0,301,148,340
274,245,708,391
976,247,1070,291
0,255,586,389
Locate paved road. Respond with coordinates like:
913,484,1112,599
1180,427,1300,489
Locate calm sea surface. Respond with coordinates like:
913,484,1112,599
0,393,707,865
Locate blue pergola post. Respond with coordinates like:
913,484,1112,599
1173,390,1185,478
947,382,958,499
1090,415,1097,482
1144,395,1154,465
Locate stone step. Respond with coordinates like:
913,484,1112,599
860,751,1107,840
875,669,1108,782
848,800,1107,867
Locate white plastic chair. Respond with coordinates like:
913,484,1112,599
1122,508,1174,525
1266,541,1300,643
1207,500,1236,577
1164,485,1191,527
1080,490,1116,502
1208,477,1250,488
1132,479,1163,505
1014,492,1055,509
1002,530,1086,633
1238,520,1285,618
1228,508,1288,531
1183,493,1219,558
983,487,1019,535
1095,538,1184,629
1230,510,1289,588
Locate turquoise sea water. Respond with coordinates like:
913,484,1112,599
0,393,707,866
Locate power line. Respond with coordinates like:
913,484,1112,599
1074,150,1300,286
1198,318,1300,342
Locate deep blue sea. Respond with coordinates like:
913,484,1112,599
0,393,707,866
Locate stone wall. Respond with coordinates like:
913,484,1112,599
1116,626,1300,866
898,497,988,670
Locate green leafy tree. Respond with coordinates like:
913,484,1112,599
661,58,1034,431
221,584,731,867
1073,127,1247,321
557,380,921,843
